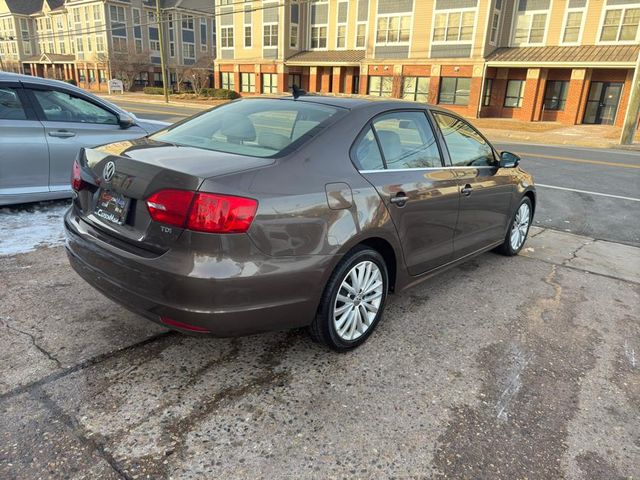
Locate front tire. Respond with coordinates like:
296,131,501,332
310,246,388,351
496,196,533,256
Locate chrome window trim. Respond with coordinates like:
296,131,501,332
359,165,498,173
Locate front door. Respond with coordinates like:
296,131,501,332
583,82,623,125
25,85,147,192
431,111,514,258
354,110,459,275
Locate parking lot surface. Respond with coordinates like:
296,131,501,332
1,225,638,479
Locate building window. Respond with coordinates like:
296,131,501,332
356,23,366,48
600,7,640,42
220,72,234,90
221,27,233,48
132,8,141,25
336,25,346,48
311,26,327,48
109,5,125,23
289,24,298,48
240,72,255,93
504,80,525,108
376,15,410,44
183,43,195,59
368,76,393,97
87,37,92,52
562,10,584,43
150,39,160,52
433,10,475,42
264,24,278,47
182,15,194,31
99,70,106,83
78,70,86,82
489,8,501,44
543,80,568,111
402,77,429,102
244,26,252,47
96,36,104,52
74,9,81,24
438,77,471,106
483,78,493,106
76,38,83,52
200,18,207,45
514,12,547,45
262,73,278,94
93,5,101,20
58,41,65,54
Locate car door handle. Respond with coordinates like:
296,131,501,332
461,184,473,196
49,130,76,138
390,195,409,206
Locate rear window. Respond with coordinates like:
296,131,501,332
150,99,342,157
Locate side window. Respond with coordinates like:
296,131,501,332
432,112,496,167
372,111,442,169
352,126,384,171
30,89,118,125
0,87,27,120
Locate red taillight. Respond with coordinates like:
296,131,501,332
145,190,257,233
71,159,86,191
146,189,195,227
187,193,257,233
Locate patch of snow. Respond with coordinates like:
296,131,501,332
0,200,71,257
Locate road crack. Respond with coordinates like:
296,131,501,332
0,316,62,369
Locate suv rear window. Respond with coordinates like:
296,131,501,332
150,99,342,158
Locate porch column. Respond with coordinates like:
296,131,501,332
308,66,319,93
522,68,544,122
359,65,368,95
565,69,588,125
277,63,286,94
344,67,354,94
331,66,342,94
428,65,441,104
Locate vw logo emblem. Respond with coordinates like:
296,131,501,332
103,161,116,182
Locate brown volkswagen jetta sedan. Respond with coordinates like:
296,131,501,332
65,96,535,350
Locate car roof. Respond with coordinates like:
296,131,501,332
277,94,434,111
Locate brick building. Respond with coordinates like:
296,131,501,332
214,0,640,127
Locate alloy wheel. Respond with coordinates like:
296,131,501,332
333,260,384,341
510,202,531,251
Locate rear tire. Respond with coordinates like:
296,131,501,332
310,246,388,351
496,197,533,256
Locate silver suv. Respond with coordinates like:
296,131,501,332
0,72,167,206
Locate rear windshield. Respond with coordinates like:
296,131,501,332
150,99,342,157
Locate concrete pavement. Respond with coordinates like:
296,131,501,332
1,227,638,479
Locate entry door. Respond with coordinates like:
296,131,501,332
583,82,623,125
354,110,460,275
431,111,514,258
25,86,146,192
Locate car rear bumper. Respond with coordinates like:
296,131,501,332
64,209,335,336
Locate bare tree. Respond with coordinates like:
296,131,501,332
98,46,152,91
184,56,214,95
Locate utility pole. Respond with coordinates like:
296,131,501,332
156,0,169,103
620,49,640,145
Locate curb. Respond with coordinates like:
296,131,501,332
98,94,213,108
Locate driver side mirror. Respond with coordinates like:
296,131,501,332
500,151,520,168
117,112,135,129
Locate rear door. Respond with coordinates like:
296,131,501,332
24,84,147,193
431,111,514,257
354,110,459,275
0,82,50,199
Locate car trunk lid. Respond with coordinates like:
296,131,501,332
74,138,272,252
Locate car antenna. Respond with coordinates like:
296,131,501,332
290,84,306,100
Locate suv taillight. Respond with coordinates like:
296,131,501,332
146,189,258,234
71,159,87,191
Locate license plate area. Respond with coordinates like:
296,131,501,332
94,190,131,225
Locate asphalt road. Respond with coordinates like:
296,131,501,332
115,98,640,247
